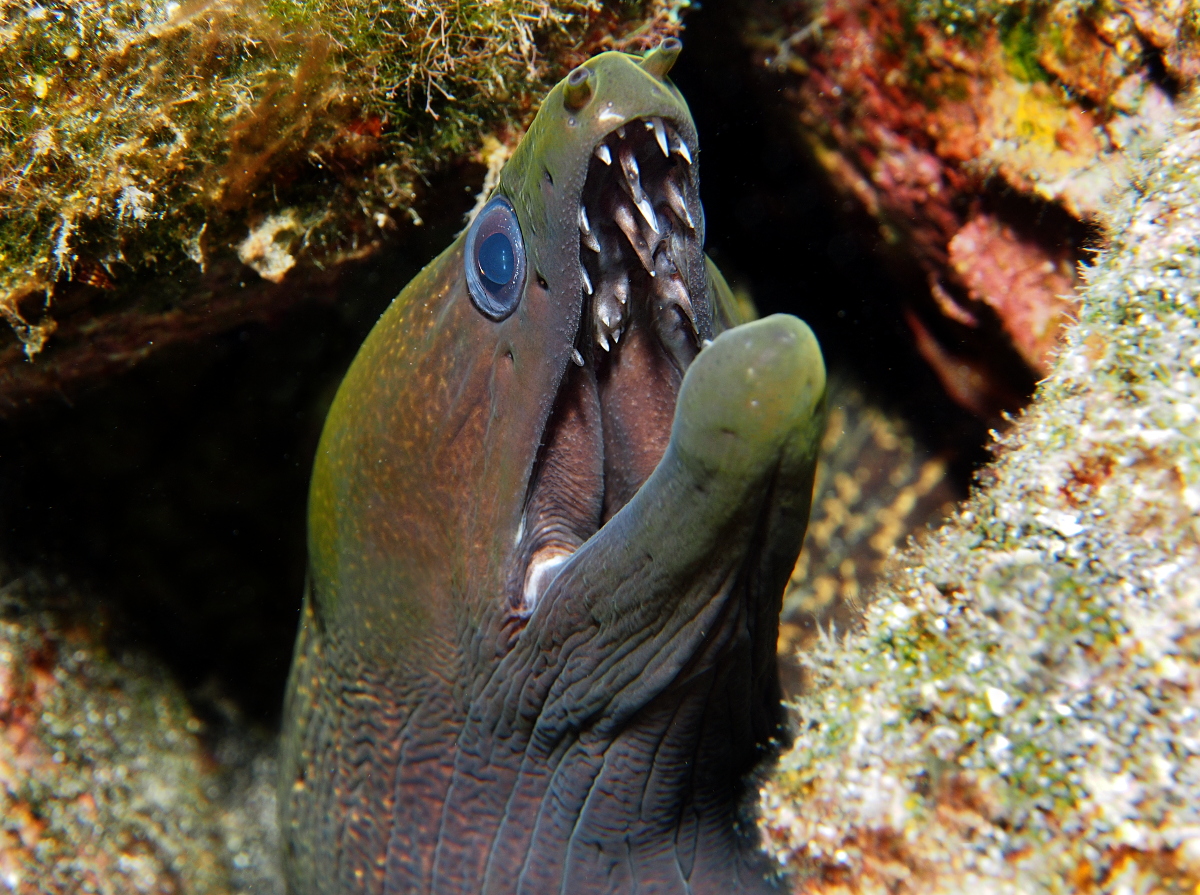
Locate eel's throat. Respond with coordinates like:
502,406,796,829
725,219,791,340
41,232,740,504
514,117,703,614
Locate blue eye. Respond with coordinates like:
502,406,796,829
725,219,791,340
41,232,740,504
466,196,525,320
478,233,514,286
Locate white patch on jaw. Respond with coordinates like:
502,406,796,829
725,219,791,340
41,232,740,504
522,548,573,612
597,103,623,124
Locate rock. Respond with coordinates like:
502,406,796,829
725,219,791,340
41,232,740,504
760,98,1200,895
745,0,1186,416
0,566,283,894
0,0,687,414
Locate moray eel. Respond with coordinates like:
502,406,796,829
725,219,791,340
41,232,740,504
280,39,826,895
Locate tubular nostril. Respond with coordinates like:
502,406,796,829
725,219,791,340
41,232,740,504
563,66,593,111
641,37,682,80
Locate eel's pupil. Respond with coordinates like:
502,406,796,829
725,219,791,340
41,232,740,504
479,232,515,287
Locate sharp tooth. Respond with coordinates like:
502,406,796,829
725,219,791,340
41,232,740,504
581,265,593,295
593,273,628,350
597,331,610,352
613,202,655,274
702,338,713,349
664,178,695,230
617,125,626,139
652,117,669,157
671,131,692,164
635,196,659,235
618,143,660,234
657,273,697,330
571,348,584,366
619,143,640,188
665,275,693,312
579,206,600,253
595,143,612,165
612,327,622,344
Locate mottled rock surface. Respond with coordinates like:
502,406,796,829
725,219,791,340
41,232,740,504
0,566,282,894
761,97,1200,894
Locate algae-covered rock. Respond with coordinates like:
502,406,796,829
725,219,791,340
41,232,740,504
761,98,1200,894
745,0,1187,416
0,566,283,894
0,0,686,413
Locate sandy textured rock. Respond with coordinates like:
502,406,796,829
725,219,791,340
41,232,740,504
745,0,1186,416
0,567,282,894
762,96,1200,894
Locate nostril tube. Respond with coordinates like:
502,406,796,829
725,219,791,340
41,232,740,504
563,66,593,111
641,37,682,80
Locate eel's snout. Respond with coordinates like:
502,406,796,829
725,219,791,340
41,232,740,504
674,314,826,485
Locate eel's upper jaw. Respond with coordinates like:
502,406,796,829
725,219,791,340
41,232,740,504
578,116,704,360
511,116,704,616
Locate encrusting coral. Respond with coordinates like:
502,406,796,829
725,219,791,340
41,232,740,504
0,567,284,894
746,0,1189,417
0,0,685,411
761,94,1200,894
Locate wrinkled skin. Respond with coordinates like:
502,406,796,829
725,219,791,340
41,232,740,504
280,42,826,895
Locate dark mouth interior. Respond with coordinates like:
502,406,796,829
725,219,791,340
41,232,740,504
513,118,703,613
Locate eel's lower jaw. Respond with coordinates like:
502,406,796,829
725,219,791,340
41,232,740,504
513,118,703,616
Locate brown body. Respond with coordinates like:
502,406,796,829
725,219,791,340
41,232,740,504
280,43,826,894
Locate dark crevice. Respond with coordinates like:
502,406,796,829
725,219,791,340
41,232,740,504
1144,42,1183,99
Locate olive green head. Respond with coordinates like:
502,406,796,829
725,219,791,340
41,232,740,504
306,40,714,662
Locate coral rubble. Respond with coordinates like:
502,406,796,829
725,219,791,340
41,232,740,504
0,0,685,412
746,0,1186,416
0,566,283,894
762,98,1200,894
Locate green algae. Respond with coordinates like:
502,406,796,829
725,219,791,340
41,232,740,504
761,97,1200,892
998,10,1050,82
0,0,685,360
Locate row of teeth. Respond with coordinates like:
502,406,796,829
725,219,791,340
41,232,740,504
574,118,698,358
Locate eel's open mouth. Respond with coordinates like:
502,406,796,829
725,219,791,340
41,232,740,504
513,117,704,614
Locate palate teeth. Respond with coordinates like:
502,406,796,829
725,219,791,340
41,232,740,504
597,331,611,352
651,117,669,157
613,202,656,274
595,143,612,165
593,272,628,342
659,275,697,331
618,143,660,234
664,178,695,230
635,196,659,234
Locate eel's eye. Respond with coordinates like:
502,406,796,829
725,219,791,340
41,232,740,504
466,196,525,320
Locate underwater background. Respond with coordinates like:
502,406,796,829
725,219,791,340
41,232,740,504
0,0,1197,891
